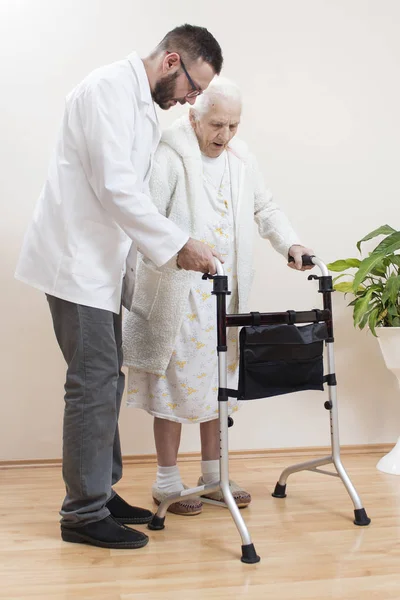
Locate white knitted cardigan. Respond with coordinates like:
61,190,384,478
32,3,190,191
122,116,300,375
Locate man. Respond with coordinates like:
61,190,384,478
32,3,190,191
15,24,223,550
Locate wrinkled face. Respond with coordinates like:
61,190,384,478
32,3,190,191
152,55,215,110
190,99,241,157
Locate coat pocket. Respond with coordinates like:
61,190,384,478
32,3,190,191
131,258,162,320
71,219,126,284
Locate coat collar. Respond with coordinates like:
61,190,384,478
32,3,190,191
161,115,250,163
127,51,159,126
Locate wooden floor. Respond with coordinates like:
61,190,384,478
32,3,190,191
1,453,400,599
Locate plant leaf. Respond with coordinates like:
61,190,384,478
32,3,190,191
353,231,400,291
388,305,399,317
334,281,356,293
359,306,376,330
370,258,387,277
368,307,380,336
327,258,361,272
381,275,400,305
353,289,377,326
386,254,400,269
378,307,388,321
356,225,396,252
333,274,352,284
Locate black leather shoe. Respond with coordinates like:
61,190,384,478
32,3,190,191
61,515,149,549
106,492,153,524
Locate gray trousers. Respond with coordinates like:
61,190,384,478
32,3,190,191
47,295,124,525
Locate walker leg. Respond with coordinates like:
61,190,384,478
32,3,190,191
272,342,371,526
272,456,333,498
148,482,220,530
218,363,260,563
150,274,261,562
327,343,370,525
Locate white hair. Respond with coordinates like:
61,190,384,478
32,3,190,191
191,76,242,120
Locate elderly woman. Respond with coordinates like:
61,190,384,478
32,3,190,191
123,78,312,515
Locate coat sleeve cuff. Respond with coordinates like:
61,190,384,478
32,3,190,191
142,230,189,268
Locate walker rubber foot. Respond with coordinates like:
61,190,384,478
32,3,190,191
241,543,261,564
147,515,165,530
271,482,287,498
354,508,371,526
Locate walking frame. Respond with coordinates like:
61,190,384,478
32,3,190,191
148,255,371,563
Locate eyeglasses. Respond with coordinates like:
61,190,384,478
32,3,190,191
179,57,202,99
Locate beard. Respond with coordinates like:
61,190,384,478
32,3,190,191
152,71,182,110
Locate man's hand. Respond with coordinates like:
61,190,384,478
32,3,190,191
287,244,315,271
177,238,223,274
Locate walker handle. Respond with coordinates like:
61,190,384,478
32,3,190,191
213,258,225,276
201,257,225,280
288,254,330,276
288,254,315,268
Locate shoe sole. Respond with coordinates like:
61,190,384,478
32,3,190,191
153,497,202,516
112,514,153,525
61,528,149,549
200,496,250,509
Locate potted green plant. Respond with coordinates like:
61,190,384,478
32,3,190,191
327,225,400,474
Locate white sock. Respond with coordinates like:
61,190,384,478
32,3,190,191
201,459,220,484
156,465,184,494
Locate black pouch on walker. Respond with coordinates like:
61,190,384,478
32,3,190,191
237,322,328,400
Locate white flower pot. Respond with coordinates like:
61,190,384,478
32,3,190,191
376,326,400,475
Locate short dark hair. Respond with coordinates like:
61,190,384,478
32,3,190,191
157,24,223,75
